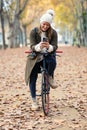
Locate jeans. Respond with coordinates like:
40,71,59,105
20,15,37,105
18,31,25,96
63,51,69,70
29,54,56,99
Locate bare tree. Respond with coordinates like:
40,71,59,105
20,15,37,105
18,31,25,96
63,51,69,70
5,0,29,48
71,0,87,46
0,0,7,49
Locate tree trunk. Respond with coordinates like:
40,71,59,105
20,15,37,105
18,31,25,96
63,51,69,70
0,0,7,49
85,5,87,46
6,0,29,48
23,25,27,46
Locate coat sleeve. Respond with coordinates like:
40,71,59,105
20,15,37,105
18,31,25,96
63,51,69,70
50,29,58,51
29,28,39,51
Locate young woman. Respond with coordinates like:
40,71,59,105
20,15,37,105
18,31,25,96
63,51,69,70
25,13,58,110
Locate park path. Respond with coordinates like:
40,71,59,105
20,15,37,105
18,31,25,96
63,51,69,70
0,45,87,130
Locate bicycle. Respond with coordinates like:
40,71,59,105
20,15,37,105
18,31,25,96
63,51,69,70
25,50,63,116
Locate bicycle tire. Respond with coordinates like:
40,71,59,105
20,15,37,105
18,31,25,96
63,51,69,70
41,72,50,116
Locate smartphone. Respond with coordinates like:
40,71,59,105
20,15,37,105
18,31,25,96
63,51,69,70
43,37,48,42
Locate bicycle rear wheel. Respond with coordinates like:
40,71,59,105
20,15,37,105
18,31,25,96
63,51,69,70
41,72,50,116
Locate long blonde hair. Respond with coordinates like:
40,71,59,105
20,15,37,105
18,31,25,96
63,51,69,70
37,25,52,41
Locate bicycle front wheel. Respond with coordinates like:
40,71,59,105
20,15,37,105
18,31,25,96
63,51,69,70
41,72,50,116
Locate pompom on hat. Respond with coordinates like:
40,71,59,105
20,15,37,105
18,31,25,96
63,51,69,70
46,9,55,17
40,13,53,25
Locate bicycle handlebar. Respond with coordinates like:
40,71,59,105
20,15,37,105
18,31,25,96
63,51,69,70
25,50,63,54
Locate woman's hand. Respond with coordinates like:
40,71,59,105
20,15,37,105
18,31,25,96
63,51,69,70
40,42,49,49
35,42,53,52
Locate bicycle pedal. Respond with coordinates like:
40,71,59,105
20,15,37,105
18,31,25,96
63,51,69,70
36,94,41,96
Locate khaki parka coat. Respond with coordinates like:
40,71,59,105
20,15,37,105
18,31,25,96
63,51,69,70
25,27,58,85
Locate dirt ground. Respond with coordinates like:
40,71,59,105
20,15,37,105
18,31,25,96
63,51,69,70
0,45,87,130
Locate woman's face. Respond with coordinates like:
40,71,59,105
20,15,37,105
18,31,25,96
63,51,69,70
40,22,50,32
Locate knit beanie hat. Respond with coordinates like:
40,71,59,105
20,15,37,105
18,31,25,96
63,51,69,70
40,13,53,25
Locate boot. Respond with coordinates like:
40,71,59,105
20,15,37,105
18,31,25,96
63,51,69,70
31,99,38,110
48,76,58,89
